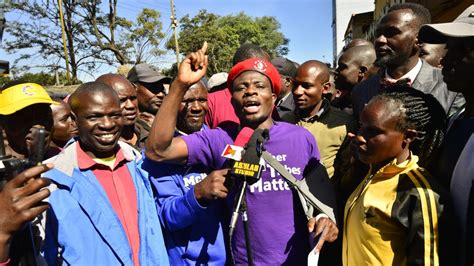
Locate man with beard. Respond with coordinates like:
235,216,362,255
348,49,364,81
145,43,338,265
97,74,148,150
141,81,228,264
41,82,168,265
127,63,171,128
351,3,464,119
419,5,474,265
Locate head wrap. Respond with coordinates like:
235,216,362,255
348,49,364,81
227,58,281,96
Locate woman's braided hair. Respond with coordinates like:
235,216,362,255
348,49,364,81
369,86,446,166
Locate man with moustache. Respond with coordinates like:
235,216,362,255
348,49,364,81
127,63,171,128
41,82,168,265
351,3,464,119
145,43,338,265
97,74,148,150
141,81,228,264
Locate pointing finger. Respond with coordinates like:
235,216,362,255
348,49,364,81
200,41,208,54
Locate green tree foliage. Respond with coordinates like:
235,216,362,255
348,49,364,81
0,71,72,87
167,10,289,76
124,8,166,64
0,76,11,88
3,1,165,82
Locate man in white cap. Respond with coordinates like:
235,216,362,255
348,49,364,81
207,72,228,93
419,5,474,265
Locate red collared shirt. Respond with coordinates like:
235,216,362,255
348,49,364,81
76,142,140,266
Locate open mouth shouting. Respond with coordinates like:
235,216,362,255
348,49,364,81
243,99,261,114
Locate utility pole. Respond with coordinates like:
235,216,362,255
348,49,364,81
57,0,71,83
0,0,11,43
170,0,180,64
55,65,60,85
0,0,10,77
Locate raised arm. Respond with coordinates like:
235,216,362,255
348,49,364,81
145,42,209,163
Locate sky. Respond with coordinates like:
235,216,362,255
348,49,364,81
0,0,334,81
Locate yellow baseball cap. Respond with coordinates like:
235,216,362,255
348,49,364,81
0,83,59,115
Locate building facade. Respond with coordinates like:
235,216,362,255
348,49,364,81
343,11,374,47
366,0,472,40
332,0,374,66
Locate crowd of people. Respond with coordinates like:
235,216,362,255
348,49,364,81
0,2,472,265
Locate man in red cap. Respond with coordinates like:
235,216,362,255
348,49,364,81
205,43,271,128
145,42,338,265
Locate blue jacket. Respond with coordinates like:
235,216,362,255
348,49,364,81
42,140,169,265
141,127,226,265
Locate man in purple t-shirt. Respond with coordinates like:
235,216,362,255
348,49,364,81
145,42,338,265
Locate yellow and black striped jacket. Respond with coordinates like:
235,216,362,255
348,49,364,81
343,155,443,265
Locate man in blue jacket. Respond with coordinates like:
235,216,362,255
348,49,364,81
42,82,169,265
141,80,227,265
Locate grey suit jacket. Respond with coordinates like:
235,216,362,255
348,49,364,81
351,60,465,119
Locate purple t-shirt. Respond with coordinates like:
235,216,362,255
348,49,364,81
182,121,320,265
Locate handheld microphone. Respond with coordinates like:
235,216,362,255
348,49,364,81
234,127,255,147
228,128,269,244
221,127,254,162
230,128,267,185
